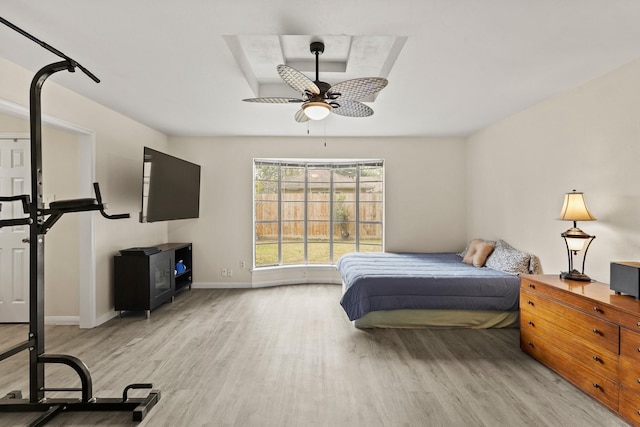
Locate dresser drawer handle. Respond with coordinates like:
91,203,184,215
527,301,534,306
637,322,640,328
637,378,640,384
528,283,535,289
592,328,600,335
592,356,601,362
528,321,534,326
592,383,600,389
637,347,640,353
527,341,533,347
593,306,601,313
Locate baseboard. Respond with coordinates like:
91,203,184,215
192,282,252,289
45,315,80,325
94,310,119,327
250,265,341,288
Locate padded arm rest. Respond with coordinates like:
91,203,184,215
49,198,98,212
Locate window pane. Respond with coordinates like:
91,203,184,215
307,220,329,239
255,180,278,196
282,243,304,265
360,165,383,177
359,200,382,222
282,167,305,182
282,187,304,200
308,242,330,264
333,221,355,241
358,243,382,253
334,167,357,180
282,221,304,241
334,200,354,229
282,201,304,221
334,191,355,202
360,223,382,243
334,243,356,261
256,222,278,242
255,243,278,266
255,200,278,221
307,201,330,221
308,167,330,194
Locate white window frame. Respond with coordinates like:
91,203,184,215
253,159,384,268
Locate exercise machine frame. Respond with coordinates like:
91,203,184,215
0,18,160,425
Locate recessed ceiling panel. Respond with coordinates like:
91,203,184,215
225,34,406,99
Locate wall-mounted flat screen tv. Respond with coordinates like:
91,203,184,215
140,147,201,222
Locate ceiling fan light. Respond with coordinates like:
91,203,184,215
303,102,331,120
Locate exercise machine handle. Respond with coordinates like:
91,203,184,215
0,194,30,213
93,182,130,220
0,195,32,229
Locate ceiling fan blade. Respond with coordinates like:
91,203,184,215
295,109,310,123
332,101,374,118
243,97,304,104
277,65,320,96
327,77,388,101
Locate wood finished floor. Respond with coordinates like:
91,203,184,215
0,285,631,426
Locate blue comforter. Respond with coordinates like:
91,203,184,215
337,252,520,321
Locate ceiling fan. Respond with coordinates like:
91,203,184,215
243,41,388,122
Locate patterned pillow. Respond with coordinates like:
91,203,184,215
529,255,543,274
485,240,531,275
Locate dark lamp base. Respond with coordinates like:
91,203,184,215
560,270,592,282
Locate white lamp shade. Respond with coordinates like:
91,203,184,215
558,191,596,221
303,102,331,120
565,237,587,252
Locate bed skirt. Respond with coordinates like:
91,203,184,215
353,308,519,329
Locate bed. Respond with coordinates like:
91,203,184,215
337,240,541,329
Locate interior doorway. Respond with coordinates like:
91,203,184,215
0,99,97,328
0,135,30,322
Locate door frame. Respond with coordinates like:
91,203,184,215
0,98,97,328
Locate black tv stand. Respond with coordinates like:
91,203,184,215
114,243,193,318
119,247,161,256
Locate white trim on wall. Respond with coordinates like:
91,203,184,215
0,98,98,329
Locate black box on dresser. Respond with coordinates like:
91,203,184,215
611,262,640,299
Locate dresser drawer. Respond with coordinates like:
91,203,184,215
521,278,620,324
521,330,619,412
620,311,640,335
521,308,618,380
619,387,640,426
620,357,640,393
521,288,619,354
621,327,640,363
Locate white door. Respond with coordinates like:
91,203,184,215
0,136,30,323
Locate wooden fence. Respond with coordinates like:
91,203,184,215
255,193,382,239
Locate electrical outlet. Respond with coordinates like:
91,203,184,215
239,261,245,269
221,268,227,277
228,269,233,277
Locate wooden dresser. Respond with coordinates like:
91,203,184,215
520,274,640,426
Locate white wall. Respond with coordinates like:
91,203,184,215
0,57,170,324
467,57,640,283
167,136,468,286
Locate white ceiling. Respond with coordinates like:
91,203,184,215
2,1,640,138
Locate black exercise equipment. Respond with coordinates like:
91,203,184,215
0,17,160,425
